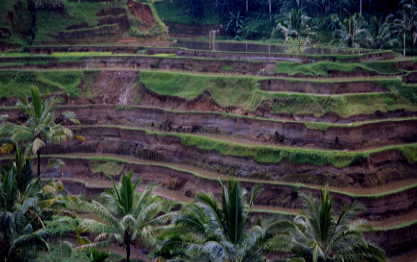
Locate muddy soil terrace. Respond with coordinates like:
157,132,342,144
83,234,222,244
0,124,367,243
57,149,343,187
1,45,417,260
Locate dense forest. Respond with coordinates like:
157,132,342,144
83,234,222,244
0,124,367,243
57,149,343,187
157,0,417,54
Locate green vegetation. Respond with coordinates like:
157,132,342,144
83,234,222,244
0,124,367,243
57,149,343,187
154,0,220,25
287,189,386,262
41,153,417,199
275,60,406,77
74,124,417,169
0,71,83,98
90,161,124,177
139,71,417,118
154,180,291,261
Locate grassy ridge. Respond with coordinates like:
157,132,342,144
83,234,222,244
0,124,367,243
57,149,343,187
275,60,411,77
139,71,417,117
73,124,417,168
0,71,86,98
1,69,416,118
1,69,417,118
35,153,417,199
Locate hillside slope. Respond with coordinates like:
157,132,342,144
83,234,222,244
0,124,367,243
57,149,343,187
0,0,167,47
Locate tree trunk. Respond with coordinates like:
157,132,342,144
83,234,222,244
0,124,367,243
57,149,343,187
124,230,131,262
27,0,37,44
403,31,406,56
268,0,272,21
37,150,41,178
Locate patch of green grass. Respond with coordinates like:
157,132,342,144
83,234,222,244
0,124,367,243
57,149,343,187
221,65,234,71
34,0,126,43
275,60,404,77
0,71,84,98
139,71,262,109
139,71,417,118
90,160,124,177
150,53,177,57
51,52,113,57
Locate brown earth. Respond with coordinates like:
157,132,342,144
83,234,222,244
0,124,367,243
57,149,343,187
3,104,417,151
127,0,156,32
42,126,417,191
30,154,417,257
33,155,417,221
1,56,410,78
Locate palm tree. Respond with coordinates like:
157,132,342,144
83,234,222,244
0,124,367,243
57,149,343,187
333,13,369,48
361,16,399,49
393,0,417,56
80,172,170,262
288,189,386,262
155,180,291,262
0,87,75,178
273,9,314,50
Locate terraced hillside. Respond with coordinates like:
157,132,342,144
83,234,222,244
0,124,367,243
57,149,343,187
0,0,167,47
1,45,417,260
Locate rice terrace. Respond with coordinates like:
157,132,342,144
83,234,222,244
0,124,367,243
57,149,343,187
1,0,417,262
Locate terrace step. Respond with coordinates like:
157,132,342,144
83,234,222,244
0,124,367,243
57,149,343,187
4,105,417,151
26,45,398,63
42,124,417,190
55,175,417,232
31,152,417,257
29,153,417,220
0,55,414,78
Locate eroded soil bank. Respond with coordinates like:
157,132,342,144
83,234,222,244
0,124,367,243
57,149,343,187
3,105,417,150
19,156,417,257
43,126,417,190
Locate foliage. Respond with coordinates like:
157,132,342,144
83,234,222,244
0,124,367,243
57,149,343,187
273,9,315,49
139,70,417,120
80,172,171,262
0,86,76,177
287,189,386,262
154,180,291,261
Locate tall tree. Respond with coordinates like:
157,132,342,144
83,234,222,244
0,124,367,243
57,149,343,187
288,189,386,262
0,87,76,178
393,0,417,56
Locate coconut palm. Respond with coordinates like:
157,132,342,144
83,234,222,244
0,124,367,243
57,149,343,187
360,15,399,49
80,172,170,262
154,180,291,262
393,0,417,56
333,13,369,48
288,189,386,262
0,87,76,178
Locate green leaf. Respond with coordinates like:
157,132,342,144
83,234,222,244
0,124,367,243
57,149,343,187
31,87,43,119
